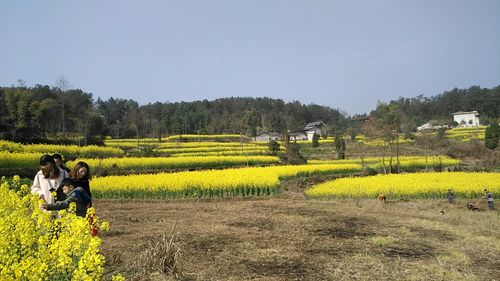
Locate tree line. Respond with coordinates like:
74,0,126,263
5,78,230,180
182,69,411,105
0,83,498,144
0,84,346,144
371,85,500,132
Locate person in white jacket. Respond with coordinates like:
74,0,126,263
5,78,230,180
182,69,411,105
31,154,69,204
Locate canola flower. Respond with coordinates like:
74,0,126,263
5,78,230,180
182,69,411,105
104,139,269,149
170,149,271,157
167,134,249,142
0,151,40,169
158,145,269,154
159,142,268,149
67,155,280,172
414,127,486,142
445,127,485,141
308,155,460,170
91,163,362,199
357,138,414,146
0,176,109,280
306,172,500,199
0,140,124,158
448,126,487,131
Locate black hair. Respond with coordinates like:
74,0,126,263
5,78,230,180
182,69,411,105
39,154,60,178
71,161,91,180
60,178,74,187
39,154,54,166
52,153,63,161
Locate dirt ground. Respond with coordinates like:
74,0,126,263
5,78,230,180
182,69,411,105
96,187,500,281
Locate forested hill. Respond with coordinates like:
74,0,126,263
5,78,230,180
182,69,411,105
371,85,500,130
0,84,498,143
0,85,345,142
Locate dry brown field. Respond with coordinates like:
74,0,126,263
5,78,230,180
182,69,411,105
97,184,499,281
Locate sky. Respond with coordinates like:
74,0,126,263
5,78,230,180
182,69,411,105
1,1,499,115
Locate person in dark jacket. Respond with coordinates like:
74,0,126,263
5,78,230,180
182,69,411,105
484,189,495,210
70,161,92,203
40,178,91,217
447,189,455,204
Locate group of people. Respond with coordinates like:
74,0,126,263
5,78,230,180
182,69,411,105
31,154,92,217
447,188,495,210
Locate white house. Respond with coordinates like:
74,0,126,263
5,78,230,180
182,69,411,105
288,132,308,141
304,121,328,140
416,123,433,131
254,132,282,142
416,123,450,131
452,111,480,127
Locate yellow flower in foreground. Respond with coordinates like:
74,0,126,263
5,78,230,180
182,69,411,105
0,176,109,280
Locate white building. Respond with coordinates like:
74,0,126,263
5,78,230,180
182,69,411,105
416,123,450,131
416,123,434,131
303,121,328,141
254,132,282,142
288,132,308,141
452,111,480,127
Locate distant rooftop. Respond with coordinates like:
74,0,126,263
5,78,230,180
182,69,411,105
304,120,326,130
452,111,479,115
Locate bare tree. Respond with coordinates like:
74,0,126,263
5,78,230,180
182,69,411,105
55,76,71,135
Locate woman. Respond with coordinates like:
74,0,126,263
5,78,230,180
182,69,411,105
31,154,69,204
71,161,92,201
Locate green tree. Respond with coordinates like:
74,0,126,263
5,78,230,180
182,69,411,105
375,103,407,173
312,133,320,147
485,122,500,165
349,128,356,142
282,143,306,165
436,128,446,140
334,134,346,159
268,140,280,156
96,97,138,138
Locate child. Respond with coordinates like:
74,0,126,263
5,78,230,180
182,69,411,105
484,189,495,210
447,189,455,204
40,178,91,217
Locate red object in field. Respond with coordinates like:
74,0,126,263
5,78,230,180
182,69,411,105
91,226,99,236
378,194,386,203
88,214,99,236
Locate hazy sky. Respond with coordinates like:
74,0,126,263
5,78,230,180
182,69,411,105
1,1,499,115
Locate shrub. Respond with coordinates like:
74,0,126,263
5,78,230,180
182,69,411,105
135,223,181,276
312,133,320,147
268,140,280,156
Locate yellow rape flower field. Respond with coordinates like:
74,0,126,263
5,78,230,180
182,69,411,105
308,155,460,170
0,151,40,169
1,136,498,280
0,140,124,158
306,172,500,199
158,145,269,154
169,149,271,157
67,155,280,172
104,139,269,150
91,163,362,199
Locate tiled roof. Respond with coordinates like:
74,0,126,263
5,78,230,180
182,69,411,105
304,120,326,130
